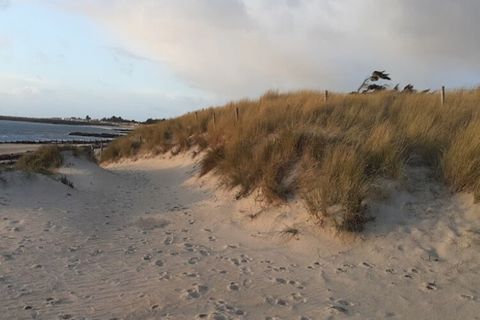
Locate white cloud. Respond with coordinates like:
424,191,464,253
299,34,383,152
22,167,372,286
50,0,480,97
0,0,10,10
0,75,47,96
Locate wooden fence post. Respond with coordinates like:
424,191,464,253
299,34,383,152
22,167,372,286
441,86,445,106
235,107,239,123
195,111,198,122
324,90,329,102
212,112,216,129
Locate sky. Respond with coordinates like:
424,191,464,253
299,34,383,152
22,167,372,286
0,0,479,121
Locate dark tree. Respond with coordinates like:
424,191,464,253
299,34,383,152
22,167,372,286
357,70,392,93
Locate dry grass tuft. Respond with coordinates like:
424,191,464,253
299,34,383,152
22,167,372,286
102,88,480,232
16,146,63,174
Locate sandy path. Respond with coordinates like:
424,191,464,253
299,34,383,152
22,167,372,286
0,154,479,319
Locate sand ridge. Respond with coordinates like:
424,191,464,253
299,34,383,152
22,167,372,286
0,153,479,319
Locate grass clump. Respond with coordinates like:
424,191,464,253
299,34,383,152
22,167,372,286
301,144,369,231
442,121,480,201
16,146,63,174
101,88,480,232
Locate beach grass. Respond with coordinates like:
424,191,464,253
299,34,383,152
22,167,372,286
101,88,480,231
16,146,63,174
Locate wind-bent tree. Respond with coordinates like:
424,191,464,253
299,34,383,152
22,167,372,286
356,71,430,94
357,70,391,93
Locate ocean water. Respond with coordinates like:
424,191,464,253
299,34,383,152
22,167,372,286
0,120,119,143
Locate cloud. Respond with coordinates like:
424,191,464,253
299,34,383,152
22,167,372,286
107,47,157,77
108,47,155,63
0,0,10,10
0,75,47,96
54,1,480,97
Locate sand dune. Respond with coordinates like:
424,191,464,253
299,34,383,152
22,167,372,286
0,153,479,319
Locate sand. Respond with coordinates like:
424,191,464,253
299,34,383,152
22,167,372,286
0,144,43,156
0,152,479,319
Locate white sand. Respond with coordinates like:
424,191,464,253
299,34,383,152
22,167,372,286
0,152,479,319
0,144,42,156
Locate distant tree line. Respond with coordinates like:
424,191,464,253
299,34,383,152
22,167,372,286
143,118,166,124
99,116,137,123
83,115,166,125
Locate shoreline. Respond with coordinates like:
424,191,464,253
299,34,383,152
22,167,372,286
0,139,112,145
0,143,107,164
0,144,43,157
0,115,133,127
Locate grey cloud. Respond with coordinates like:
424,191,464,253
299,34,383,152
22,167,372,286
108,47,159,77
59,0,480,97
391,1,480,62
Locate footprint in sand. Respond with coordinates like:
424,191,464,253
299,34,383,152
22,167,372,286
425,282,438,290
330,305,348,313
228,282,240,291
271,265,287,272
143,254,152,261
159,272,171,280
290,292,308,303
212,300,246,317
125,245,136,255
188,257,200,265
199,249,210,256
242,278,253,288
181,271,199,278
184,243,194,252
182,284,208,300
199,312,228,320
90,249,103,257
265,295,288,307
386,268,396,274
66,258,80,270
46,297,68,306
288,280,305,290
460,294,477,301
241,266,253,275
229,258,240,266
328,298,352,314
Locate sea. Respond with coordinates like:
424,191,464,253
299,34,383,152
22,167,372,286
0,120,120,143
